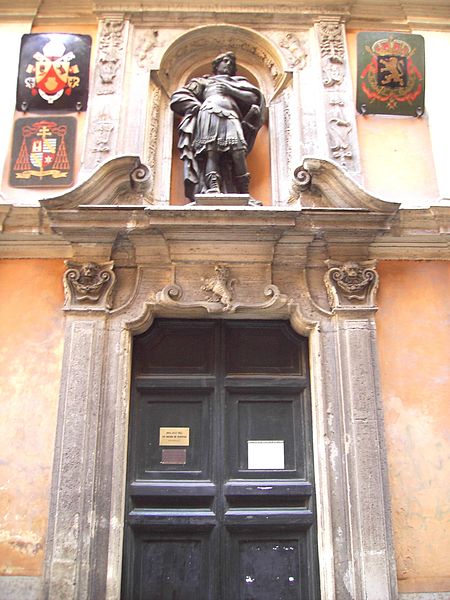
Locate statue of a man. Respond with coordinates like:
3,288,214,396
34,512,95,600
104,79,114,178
170,51,265,201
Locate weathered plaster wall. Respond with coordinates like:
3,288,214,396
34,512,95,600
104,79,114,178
376,261,450,593
0,259,65,577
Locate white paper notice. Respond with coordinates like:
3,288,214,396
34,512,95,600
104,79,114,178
247,440,285,470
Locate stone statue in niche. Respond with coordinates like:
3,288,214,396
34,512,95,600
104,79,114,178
170,51,265,201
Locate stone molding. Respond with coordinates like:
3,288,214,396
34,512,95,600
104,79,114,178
3,1,449,30
0,156,449,259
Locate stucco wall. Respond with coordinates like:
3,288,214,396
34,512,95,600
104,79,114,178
377,261,450,593
0,259,65,576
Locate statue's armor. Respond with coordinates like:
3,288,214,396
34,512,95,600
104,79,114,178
193,76,247,154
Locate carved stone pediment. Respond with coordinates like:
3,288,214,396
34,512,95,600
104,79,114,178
289,157,400,213
40,156,152,210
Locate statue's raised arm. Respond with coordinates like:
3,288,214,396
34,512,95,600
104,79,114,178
170,51,265,201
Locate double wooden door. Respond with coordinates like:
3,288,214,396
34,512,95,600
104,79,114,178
122,319,320,599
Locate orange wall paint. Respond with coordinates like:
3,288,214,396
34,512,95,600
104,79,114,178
0,259,65,576
376,261,450,593
347,32,440,204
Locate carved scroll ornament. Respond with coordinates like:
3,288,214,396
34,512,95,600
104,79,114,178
324,260,379,309
63,261,115,310
151,265,288,315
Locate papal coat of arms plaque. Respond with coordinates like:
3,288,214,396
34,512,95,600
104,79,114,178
9,117,76,187
16,33,91,112
357,32,425,116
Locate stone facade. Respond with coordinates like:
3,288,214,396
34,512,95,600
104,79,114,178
0,2,449,599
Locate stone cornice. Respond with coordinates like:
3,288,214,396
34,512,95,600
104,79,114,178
0,156,449,260
0,204,449,260
1,0,448,30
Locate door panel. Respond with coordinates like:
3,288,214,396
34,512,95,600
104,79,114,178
122,320,319,600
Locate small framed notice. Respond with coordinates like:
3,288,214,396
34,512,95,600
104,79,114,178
247,440,285,470
161,448,187,465
159,427,190,446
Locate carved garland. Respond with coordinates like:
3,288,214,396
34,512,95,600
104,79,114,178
63,261,116,310
324,260,379,309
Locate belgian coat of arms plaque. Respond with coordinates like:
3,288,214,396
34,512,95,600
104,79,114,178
10,117,76,188
357,32,425,116
16,33,91,112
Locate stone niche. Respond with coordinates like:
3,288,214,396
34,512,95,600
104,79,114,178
145,24,292,206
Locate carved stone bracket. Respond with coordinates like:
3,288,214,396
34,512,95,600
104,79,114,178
152,281,288,315
324,260,379,309
63,261,116,311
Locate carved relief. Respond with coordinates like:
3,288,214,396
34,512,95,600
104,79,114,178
315,20,357,172
153,275,288,315
324,260,379,309
146,85,161,198
201,265,236,310
278,33,307,69
63,261,116,310
317,21,345,87
327,94,352,165
97,20,125,95
134,30,160,71
91,109,114,154
164,38,279,81
282,91,292,171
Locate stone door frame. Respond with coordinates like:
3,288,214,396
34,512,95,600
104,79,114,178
40,156,400,599
43,268,398,600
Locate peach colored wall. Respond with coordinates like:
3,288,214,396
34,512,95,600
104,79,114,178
347,31,440,204
0,259,65,576
376,261,450,593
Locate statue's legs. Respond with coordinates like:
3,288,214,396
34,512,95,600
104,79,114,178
205,150,222,193
231,150,250,194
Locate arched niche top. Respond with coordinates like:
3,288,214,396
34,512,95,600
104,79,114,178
155,25,290,101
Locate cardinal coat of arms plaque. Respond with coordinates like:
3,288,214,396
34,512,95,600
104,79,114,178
10,117,76,187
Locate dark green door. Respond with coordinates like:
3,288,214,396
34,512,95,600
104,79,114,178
122,319,320,600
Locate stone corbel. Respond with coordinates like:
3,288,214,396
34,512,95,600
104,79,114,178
63,260,116,311
324,259,379,310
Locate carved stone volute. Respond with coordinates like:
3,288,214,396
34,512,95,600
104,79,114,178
324,259,379,309
63,261,116,311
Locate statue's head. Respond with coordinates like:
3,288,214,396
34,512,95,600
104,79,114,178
212,51,237,76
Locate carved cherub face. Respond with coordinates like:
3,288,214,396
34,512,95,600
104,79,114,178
341,262,362,281
79,263,98,280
